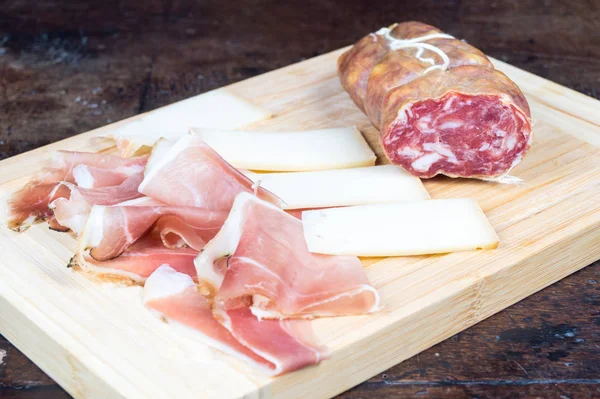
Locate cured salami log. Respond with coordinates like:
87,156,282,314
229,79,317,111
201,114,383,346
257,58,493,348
338,21,533,179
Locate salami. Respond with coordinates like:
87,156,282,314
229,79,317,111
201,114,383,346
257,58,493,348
338,21,532,180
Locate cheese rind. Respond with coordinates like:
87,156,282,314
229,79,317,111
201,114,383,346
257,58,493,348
108,89,271,157
302,199,498,256
248,165,429,209
189,126,376,171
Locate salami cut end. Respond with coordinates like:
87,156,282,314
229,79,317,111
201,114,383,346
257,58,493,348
382,92,531,179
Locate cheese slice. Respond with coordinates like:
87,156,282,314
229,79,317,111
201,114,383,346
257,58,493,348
245,165,429,209
189,126,376,171
302,199,498,257
108,89,271,157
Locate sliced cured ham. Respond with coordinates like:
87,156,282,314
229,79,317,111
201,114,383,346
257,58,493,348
213,305,327,375
50,188,92,235
138,135,281,210
144,265,326,375
47,214,71,232
154,216,209,251
195,192,380,318
52,151,147,178
77,198,227,262
8,181,70,231
31,167,69,184
75,235,198,282
72,165,132,189
7,151,148,231
143,265,274,371
50,173,145,235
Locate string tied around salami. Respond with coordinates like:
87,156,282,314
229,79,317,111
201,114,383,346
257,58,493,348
375,27,455,74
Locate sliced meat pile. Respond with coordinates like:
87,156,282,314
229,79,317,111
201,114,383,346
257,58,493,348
145,192,379,374
74,197,227,282
8,151,147,232
71,135,275,282
338,21,533,180
138,136,281,210
145,264,327,375
8,134,380,375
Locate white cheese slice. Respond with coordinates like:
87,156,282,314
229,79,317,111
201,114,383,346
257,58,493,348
302,199,498,256
246,165,429,209
108,89,271,157
189,126,376,171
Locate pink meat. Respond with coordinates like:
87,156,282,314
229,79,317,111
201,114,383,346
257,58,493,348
144,265,325,375
155,216,210,250
138,135,282,210
50,173,145,235
383,92,530,178
8,182,70,231
196,193,380,319
215,306,327,375
81,201,227,261
143,266,276,371
72,165,134,188
52,151,147,177
79,235,198,280
8,151,148,231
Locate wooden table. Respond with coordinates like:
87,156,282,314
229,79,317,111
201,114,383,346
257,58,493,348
1,1,599,397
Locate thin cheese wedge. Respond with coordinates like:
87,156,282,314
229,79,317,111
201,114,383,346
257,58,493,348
245,165,429,209
302,199,498,256
108,89,271,157
189,126,376,171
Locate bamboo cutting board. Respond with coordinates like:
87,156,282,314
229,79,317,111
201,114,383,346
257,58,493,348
1,48,599,399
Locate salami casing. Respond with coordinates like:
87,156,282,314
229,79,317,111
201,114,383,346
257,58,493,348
338,21,532,179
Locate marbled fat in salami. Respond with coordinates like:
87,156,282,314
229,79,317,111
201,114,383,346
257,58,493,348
338,21,532,179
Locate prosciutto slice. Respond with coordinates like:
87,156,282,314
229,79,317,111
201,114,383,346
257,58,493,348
75,235,198,282
72,164,133,189
144,265,325,375
31,167,70,184
195,192,380,319
77,198,227,262
8,181,70,231
213,305,326,375
50,173,145,235
137,135,281,210
8,151,147,231
52,151,147,177
144,265,274,370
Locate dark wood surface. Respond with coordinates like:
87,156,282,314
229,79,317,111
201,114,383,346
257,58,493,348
1,1,599,398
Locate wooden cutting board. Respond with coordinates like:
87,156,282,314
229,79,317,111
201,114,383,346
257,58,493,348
1,48,599,399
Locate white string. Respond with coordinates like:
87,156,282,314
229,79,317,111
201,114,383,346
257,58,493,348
376,27,454,74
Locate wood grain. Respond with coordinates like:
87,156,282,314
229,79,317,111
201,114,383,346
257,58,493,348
0,37,599,398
